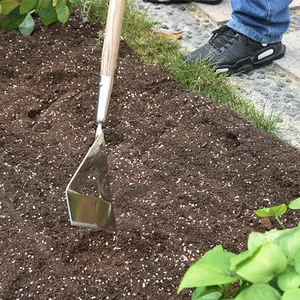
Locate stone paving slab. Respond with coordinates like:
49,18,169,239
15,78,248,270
276,31,300,79
290,9,300,32
192,0,231,24
291,0,300,9
194,0,300,25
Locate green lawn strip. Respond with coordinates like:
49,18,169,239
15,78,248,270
76,0,279,134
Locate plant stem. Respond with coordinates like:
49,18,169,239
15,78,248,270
275,216,286,229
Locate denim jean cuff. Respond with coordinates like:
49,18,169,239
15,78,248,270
227,19,283,44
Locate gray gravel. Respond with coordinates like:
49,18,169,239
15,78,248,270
135,1,300,148
290,8,300,32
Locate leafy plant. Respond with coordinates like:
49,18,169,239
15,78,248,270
178,198,300,299
256,198,300,229
0,0,72,35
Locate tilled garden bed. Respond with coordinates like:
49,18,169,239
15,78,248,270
0,12,300,300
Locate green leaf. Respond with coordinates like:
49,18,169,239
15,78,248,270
197,292,222,300
178,246,238,293
37,0,57,26
37,0,49,9
294,249,300,275
282,289,300,300
235,283,281,300
274,227,300,261
55,0,70,24
0,0,20,15
18,12,35,35
192,287,206,300
192,286,224,300
66,0,72,12
256,204,287,217
20,0,38,14
277,265,300,292
289,198,300,210
0,4,2,14
248,229,292,250
231,243,287,283
0,5,26,30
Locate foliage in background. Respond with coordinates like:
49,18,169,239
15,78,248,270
0,0,72,35
73,0,107,23
178,198,300,299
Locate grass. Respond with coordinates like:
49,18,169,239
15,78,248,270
76,0,279,133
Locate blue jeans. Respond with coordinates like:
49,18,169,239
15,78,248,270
227,0,293,43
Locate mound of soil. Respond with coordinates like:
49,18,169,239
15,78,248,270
1,12,300,300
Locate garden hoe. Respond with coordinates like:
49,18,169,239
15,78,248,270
65,0,126,231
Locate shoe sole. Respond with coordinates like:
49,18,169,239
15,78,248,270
216,44,286,75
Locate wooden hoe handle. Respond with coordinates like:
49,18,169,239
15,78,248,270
100,0,126,77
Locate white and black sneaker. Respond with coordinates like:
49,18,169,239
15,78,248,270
186,25,286,74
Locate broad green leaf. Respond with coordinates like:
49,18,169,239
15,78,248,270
53,0,59,6
274,227,300,261
0,0,20,14
248,229,292,250
0,5,26,30
192,287,206,300
178,246,238,293
20,0,38,14
256,204,287,217
277,265,300,291
247,232,266,250
192,286,224,300
37,0,57,26
197,292,222,300
294,249,300,275
282,289,300,300
289,198,300,210
231,243,287,283
0,4,2,14
19,12,35,35
230,248,257,270
37,0,51,9
55,0,69,24
235,283,281,300
66,0,72,12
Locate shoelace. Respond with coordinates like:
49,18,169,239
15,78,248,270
209,25,239,50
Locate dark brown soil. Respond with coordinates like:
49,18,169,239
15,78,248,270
1,12,300,300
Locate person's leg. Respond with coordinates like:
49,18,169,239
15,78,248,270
228,0,293,43
186,0,293,74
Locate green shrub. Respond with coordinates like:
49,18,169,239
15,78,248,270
0,0,72,35
178,198,300,299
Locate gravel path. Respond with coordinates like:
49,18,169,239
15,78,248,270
135,1,300,147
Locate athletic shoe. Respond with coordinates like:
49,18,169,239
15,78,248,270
186,25,286,74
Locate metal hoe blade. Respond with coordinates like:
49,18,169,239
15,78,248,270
66,130,116,231
65,0,126,231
